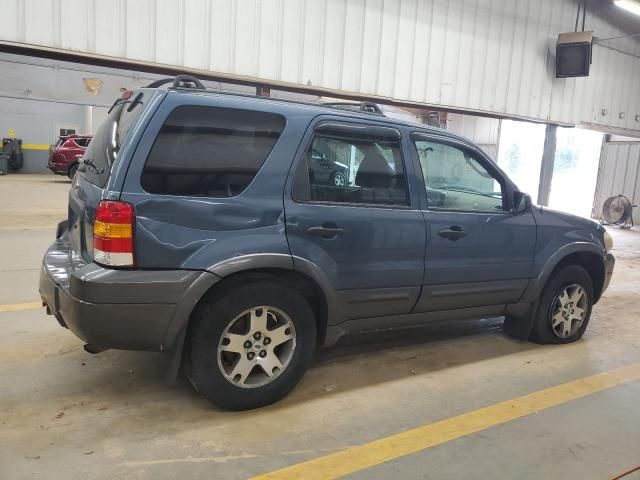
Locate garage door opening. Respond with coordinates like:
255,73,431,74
497,119,546,200
548,127,604,219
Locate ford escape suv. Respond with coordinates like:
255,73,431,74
40,75,615,411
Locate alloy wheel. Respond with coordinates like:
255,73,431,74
549,283,589,338
333,172,347,186
217,306,296,388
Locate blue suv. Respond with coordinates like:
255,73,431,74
40,76,615,410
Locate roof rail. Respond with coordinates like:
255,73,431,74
321,101,385,116
145,75,206,90
141,74,389,118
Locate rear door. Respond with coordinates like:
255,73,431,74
409,133,536,312
284,118,426,322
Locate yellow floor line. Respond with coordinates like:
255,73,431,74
0,301,42,313
252,363,640,480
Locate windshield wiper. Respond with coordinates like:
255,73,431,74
437,185,501,198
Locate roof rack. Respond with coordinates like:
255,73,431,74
321,101,385,116
145,75,206,90
143,74,387,117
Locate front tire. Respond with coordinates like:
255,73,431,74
188,280,316,410
529,265,594,344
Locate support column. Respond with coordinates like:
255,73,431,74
84,105,93,135
537,124,557,206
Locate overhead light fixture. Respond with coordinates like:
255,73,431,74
614,0,640,17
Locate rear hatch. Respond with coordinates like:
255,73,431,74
67,91,147,262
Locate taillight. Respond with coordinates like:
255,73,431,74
93,200,135,267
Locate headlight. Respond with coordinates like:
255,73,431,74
603,230,614,251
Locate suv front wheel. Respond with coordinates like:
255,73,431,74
188,280,316,410
530,265,594,344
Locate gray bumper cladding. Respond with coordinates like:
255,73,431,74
39,234,204,352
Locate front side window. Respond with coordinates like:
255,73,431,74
296,132,409,206
142,106,285,197
414,139,504,212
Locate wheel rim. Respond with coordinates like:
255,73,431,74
333,173,346,186
217,306,296,388
549,283,589,338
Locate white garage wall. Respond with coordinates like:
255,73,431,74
2,0,640,134
445,113,500,160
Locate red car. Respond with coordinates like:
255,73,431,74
47,135,92,179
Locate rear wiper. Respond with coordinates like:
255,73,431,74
127,92,144,112
82,158,104,174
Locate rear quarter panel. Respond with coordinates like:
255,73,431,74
119,92,314,270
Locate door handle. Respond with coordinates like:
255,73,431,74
437,226,467,241
307,225,344,239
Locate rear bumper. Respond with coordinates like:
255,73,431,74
47,156,69,174
603,252,615,294
39,224,205,351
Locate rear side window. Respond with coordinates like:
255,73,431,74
141,106,285,197
82,95,145,188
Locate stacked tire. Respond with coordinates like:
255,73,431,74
2,138,25,172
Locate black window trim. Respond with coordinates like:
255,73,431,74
292,120,413,210
410,132,511,215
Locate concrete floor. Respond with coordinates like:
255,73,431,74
1,174,639,480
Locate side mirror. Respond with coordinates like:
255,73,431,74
513,191,531,213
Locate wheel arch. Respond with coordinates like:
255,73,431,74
528,244,606,304
548,251,605,302
164,256,333,353
191,268,330,346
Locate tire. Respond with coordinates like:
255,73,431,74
68,163,79,179
529,265,594,344
9,150,24,171
188,280,316,410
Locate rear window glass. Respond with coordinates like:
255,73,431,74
141,106,285,197
81,94,145,187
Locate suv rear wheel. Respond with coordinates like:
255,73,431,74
529,265,594,344
188,281,316,410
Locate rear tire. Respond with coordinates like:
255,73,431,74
188,280,316,410
529,265,593,344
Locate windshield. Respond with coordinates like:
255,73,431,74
80,93,145,187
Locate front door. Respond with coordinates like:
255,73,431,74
284,119,426,322
409,134,537,312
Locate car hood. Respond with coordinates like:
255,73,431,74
532,205,604,231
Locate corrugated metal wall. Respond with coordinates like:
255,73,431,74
445,113,500,160
593,141,640,225
2,0,640,134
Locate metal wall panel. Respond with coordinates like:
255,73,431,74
593,142,640,224
2,0,640,133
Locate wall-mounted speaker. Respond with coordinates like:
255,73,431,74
555,31,593,78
